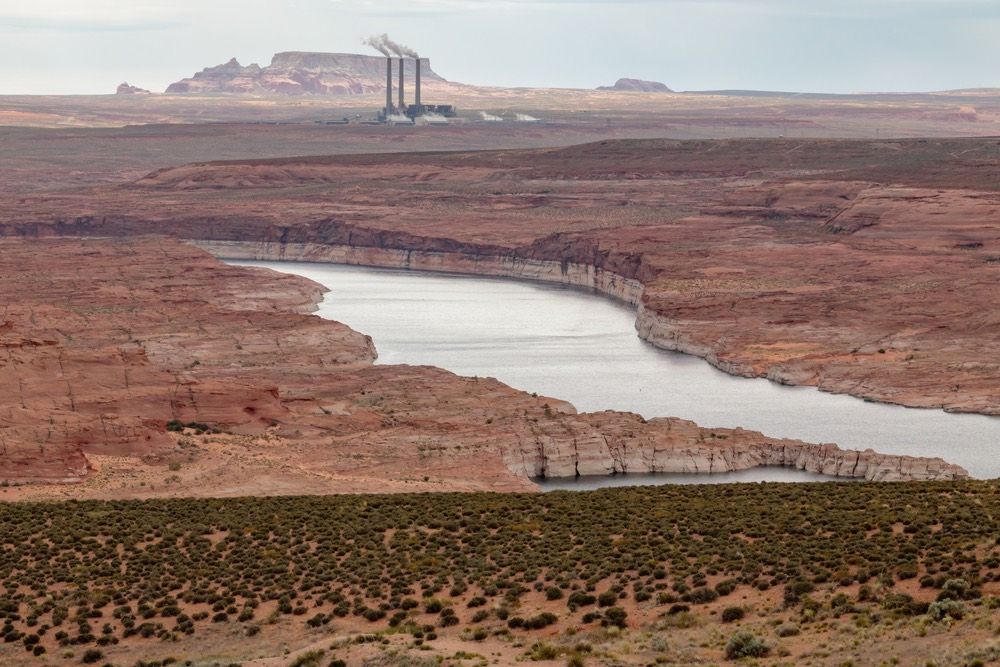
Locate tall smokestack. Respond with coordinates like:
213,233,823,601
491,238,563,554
385,56,393,115
398,56,405,112
415,58,422,108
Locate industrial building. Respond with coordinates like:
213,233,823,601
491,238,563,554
377,55,457,123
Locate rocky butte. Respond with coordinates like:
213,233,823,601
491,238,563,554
598,78,673,92
115,82,150,95
165,52,445,95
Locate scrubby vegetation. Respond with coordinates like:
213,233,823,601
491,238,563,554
0,482,998,662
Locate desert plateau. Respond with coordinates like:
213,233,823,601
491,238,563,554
1,8,1000,666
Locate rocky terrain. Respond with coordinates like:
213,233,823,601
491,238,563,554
599,78,673,92
165,52,444,95
0,236,964,496
3,138,998,420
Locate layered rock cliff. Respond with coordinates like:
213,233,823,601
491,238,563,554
0,237,966,498
165,52,444,95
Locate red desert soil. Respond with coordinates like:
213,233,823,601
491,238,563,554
1,137,998,418
0,237,961,495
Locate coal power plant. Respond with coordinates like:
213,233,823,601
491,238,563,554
366,34,457,123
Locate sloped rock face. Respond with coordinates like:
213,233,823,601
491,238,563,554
599,78,672,93
165,52,443,95
500,412,966,482
0,237,374,486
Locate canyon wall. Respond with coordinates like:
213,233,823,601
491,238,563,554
510,413,965,483
0,237,969,496
194,240,645,306
194,240,967,483
191,240,793,390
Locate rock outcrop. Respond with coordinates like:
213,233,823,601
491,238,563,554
165,52,444,95
599,78,672,93
0,237,966,499
3,138,999,419
116,82,150,95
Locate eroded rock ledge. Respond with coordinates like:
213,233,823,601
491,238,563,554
507,412,966,482
0,237,967,497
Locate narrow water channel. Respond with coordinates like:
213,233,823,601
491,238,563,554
234,261,1000,482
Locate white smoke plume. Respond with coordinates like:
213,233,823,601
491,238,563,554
384,35,418,58
364,33,417,58
363,34,392,57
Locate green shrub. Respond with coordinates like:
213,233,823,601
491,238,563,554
289,650,325,667
601,607,627,629
725,631,770,660
775,623,800,637
527,642,559,661
597,591,617,607
81,648,104,664
928,599,965,621
720,607,745,623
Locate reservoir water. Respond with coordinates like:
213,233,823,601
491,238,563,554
235,261,1000,481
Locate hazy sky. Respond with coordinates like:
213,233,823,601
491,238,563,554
1,0,998,95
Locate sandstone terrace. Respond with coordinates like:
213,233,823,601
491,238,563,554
4,137,999,416
0,482,998,666
2,237,958,495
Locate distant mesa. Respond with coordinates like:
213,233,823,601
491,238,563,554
165,52,444,95
116,82,150,95
598,78,673,93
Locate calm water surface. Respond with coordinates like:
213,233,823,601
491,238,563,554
235,261,1000,481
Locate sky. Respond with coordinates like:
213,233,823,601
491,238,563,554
0,0,998,95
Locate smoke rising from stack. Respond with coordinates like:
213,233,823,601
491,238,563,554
385,35,418,58
364,34,392,57
365,34,418,58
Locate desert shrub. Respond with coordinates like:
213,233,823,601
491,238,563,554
0,481,994,654
81,648,104,664
601,607,627,629
715,579,737,597
527,642,559,661
725,631,770,660
783,580,815,607
597,592,617,608
939,578,974,600
928,600,965,621
721,607,745,623
523,612,558,630
686,587,718,605
775,623,800,637
289,650,325,667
